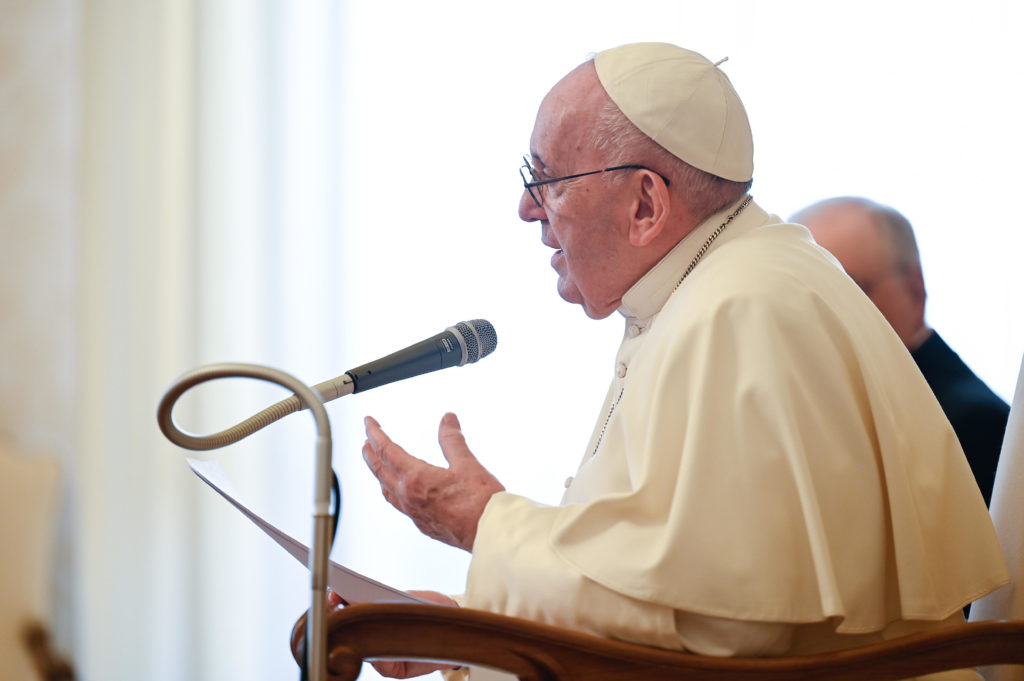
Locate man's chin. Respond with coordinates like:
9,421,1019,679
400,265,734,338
581,305,617,320
557,281,584,308
558,287,616,320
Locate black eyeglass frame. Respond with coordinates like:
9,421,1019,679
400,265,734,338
520,155,670,208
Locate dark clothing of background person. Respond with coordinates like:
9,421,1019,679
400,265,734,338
912,331,1011,505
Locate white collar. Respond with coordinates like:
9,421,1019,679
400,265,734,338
619,196,767,321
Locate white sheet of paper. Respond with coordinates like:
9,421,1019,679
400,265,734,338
187,457,429,605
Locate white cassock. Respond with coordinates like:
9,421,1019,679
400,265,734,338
969,352,1024,681
459,197,1009,681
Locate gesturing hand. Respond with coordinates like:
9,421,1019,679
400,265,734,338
362,412,505,551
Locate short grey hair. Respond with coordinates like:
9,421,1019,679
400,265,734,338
792,196,921,272
589,98,752,221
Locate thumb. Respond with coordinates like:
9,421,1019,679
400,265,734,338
437,412,475,467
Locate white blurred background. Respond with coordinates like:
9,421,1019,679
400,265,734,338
2,1,1022,679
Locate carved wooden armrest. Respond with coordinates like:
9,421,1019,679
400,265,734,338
290,603,1024,681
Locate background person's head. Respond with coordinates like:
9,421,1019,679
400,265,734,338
518,43,753,320
792,197,930,349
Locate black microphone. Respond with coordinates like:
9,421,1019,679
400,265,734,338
311,319,498,400
156,319,499,452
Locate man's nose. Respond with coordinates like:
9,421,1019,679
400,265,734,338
518,190,545,222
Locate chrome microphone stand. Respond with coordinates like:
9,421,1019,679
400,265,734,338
157,363,334,681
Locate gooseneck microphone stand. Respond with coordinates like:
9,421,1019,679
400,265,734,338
156,320,498,681
156,363,334,681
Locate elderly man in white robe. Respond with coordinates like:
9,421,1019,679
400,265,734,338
357,42,1009,680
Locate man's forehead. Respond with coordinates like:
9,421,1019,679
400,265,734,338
531,63,605,163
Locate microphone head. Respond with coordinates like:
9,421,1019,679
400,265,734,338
453,319,497,364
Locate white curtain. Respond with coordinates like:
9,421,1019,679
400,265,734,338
77,2,201,678
63,1,1024,680
77,2,341,679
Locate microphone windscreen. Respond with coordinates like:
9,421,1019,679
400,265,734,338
458,319,497,363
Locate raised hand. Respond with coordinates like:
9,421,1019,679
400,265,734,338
362,413,505,551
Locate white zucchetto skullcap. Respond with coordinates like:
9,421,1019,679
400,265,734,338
593,42,754,182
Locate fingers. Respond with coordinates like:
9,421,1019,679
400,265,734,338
371,659,456,678
407,589,459,607
326,588,347,610
361,416,392,481
362,416,444,519
362,417,410,501
364,416,443,479
361,413,504,551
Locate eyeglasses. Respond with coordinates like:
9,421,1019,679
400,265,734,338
520,155,670,208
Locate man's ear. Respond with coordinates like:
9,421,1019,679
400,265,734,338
628,171,670,247
905,263,927,316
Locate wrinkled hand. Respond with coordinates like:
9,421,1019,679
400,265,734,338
369,591,461,679
362,413,504,551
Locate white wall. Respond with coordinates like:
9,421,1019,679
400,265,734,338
324,5,1024,679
